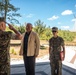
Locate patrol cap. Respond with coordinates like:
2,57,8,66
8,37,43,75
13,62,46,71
0,17,5,22
52,27,58,32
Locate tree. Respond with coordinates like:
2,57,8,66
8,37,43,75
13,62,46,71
34,19,46,37
44,27,52,40
18,25,25,34
0,0,21,24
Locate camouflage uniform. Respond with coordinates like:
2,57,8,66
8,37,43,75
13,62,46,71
0,30,15,75
49,36,64,75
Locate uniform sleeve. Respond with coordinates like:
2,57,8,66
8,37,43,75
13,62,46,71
11,33,15,39
49,38,52,47
11,33,22,40
7,31,12,39
7,31,20,40
61,37,65,46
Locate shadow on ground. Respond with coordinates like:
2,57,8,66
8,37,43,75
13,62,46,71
11,62,76,75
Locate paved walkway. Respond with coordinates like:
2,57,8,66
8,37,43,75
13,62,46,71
11,55,76,75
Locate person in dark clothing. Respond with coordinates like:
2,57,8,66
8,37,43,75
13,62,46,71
19,23,40,75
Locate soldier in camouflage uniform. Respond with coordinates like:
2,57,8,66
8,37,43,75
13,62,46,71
49,27,65,75
0,17,22,75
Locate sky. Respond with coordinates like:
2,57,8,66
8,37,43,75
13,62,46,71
10,0,76,31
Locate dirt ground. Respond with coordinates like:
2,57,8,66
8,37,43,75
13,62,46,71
10,47,49,59
10,40,49,59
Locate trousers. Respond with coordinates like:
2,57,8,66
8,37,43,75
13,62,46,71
50,60,62,75
23,55,35,75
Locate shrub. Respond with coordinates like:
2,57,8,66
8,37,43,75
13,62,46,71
40,45,46,50
10,48,14,54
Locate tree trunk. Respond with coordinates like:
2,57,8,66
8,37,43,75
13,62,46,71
4,0,9,21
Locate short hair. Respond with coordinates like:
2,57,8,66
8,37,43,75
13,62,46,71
26,23,33,27
27,23,32,25
52,27,58,31
0,17,5,22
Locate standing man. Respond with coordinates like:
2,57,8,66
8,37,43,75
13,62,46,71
49,27,65,75
19,23,40,75
0,17,22,75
